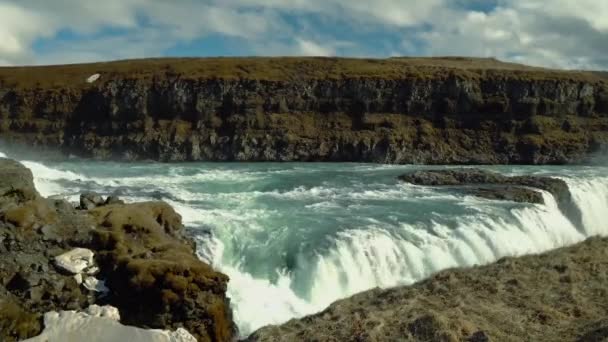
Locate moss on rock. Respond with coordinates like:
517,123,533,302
89,202,234,342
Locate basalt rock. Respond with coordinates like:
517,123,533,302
1,57,607,164
399,168,585,231
399,168,569,204
464,186,544,204
0,159,234,342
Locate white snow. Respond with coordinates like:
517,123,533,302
54,248,94,274
86,73,101,83
83,276,109,294
24,305,197,342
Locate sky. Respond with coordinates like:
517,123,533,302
1,0,608,70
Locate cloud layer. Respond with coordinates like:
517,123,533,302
0,0,606,69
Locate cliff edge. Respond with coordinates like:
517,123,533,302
1,57,607,164
0,159,235,342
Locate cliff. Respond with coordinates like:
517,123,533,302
0,159,235,342
1,57,608,164
247,236,608,342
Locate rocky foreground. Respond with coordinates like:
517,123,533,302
0,159,234,341
248,237,608,342
1,57,608,164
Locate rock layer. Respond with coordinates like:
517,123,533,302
398,168,571,203
0,159,234,342
1,57,608,163
247,237,608,342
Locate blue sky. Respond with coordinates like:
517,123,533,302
1,0,608,69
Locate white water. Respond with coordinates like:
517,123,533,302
4,152,608,336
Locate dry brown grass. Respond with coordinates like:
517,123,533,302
0,57,603,89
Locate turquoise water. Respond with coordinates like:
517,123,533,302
3,150,608,336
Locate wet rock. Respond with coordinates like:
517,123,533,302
80,192,104,210
399,168,568,204
104,195,124,206
464,186,544,204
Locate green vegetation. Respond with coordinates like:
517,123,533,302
0,57,603,89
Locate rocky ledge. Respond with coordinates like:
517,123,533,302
248,236,608,341
398,168,585,231
398,168,570,204
0,159,235,341
1,57,608,164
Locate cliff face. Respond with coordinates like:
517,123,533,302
1,57,607,164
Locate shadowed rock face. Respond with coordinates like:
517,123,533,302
1,57,607,163
0,160,234,342
247,237,608,342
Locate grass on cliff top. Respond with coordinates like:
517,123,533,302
0,56,603,89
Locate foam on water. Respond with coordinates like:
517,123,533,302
5,151,607,337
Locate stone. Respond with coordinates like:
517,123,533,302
399,168,567,204
74,274,83,285
54,248,95,274
104,196,124,205
40,225,63,242
80,193,104,210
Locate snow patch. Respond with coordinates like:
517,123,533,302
86,73,101,83
24,305,197,342
83,276,109,294
54,248,94,274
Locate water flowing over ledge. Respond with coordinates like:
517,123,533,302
6,149,607,336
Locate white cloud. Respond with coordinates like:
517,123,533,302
0,0,606,70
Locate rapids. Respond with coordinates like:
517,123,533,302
2,150,606,336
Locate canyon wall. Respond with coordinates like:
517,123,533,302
1,57,607,164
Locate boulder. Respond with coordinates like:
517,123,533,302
80,192,105,210
0,158,39,206
104,196,124,206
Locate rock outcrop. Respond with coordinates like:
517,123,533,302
1,57,607,164
398,168,570,204
247,236,608,342
0,159,234,342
